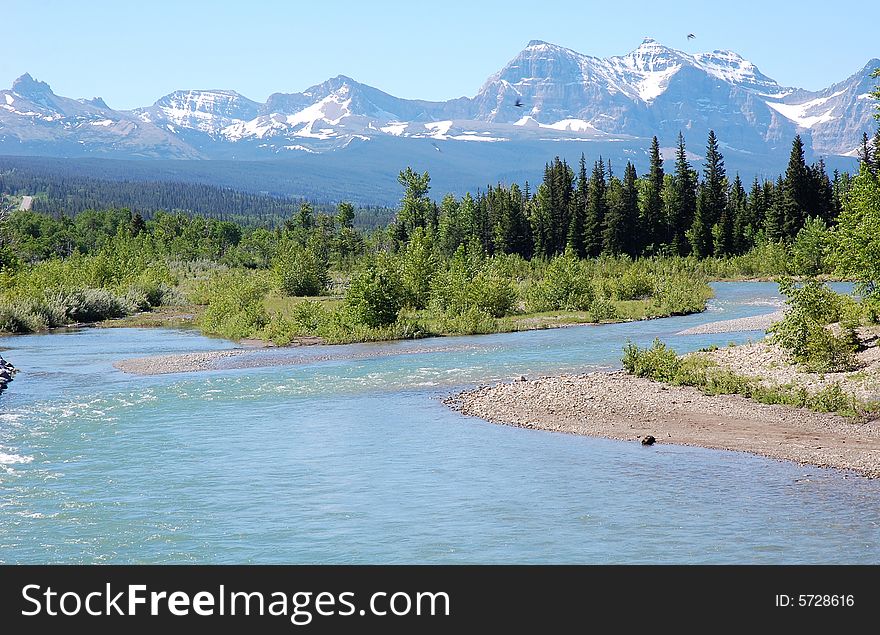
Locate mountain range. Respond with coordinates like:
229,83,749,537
1,39,876,202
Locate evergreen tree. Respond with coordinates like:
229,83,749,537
336,202,355,229
437,194,463,256
546,157,574,254
782,135,812,239
296,201,314,231
640,136,665,253
809,158,835,223
566,154,588,257
689,130,726,257
742,176,767,245
857,131,874,175
129,212,146,237
603,163,639,256
764,176,786,242
529,184,554,259
728,174,748,253
395,167,431,241
501,183,532,258
667,132,696,255
584,158,607,257
831,169,844,219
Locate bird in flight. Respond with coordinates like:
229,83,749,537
514,98,524,108
687,33,696,40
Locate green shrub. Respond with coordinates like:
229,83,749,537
274,246,328,297
589,296,619,321
430,249,516,319
470,264,517,318
200,271,269,339
770,279,858,371
527,254,594,312
436,306,497,335
808,383,856,415
398,227,438,309
345,255,405,327
621,338,681,382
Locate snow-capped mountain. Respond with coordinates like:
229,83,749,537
1,40,876,165
0,74,199,158
135,89,261,136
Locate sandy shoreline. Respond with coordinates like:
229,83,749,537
447,371,880,478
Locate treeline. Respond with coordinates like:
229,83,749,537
0,163,395,229
0,204,368,271
390,132,855,261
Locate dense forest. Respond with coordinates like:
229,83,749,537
0,161,396,229
1,121,879,347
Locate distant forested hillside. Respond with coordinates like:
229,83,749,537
0,157,395,229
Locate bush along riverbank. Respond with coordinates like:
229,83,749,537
623,279,880,420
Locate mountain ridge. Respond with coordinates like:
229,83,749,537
1,39,876,187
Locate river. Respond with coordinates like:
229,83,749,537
1,282,878,563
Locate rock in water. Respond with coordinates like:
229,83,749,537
641,435,656,446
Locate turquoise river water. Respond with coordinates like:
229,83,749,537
1,282,878,563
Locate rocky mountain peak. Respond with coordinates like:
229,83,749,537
11,73,54,99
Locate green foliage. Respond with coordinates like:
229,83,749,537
436,306,497,335
398,227,438,309
621,340,867,419
832,167,880,300
527,252,594,311
622,338,681,382
790,217,830,276
273,243,328,297
430,247,517,318
769,279,858,372
345,255,405,327
199,271,269,340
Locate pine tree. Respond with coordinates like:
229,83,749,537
809,158,835,223
857,131,874,174
782,135,812,239
714,201,734,256
336,202,355,229
689,130,726,257
567,154,588,257
621,162,640,257
640,136,664,254
437,193,463,256
502,183,532,258
728,174,748,253
129,212,146,237
543,157,574,254
603,162,640,256
395,167,432,241
529,184,554,259
584,158,607,257
667,132,696,255
764,177,786,242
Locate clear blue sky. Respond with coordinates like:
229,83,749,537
2,0,877,109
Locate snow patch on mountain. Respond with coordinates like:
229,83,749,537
765,90,845,129
380,122,407,136
636,66,681,102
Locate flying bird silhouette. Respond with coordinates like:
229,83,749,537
514,98,524,108
687,33,696,40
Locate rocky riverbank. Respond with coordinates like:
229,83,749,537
0,355,17,393
677,310,785,335
448,371,880,478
